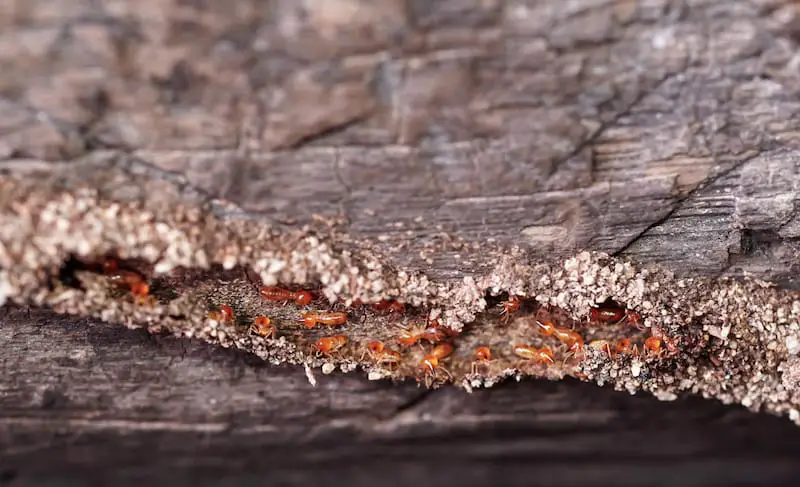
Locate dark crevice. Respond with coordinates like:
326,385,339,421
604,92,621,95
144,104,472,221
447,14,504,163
285,113,373,151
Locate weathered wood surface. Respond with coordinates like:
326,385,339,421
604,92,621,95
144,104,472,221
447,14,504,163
3,0,800,484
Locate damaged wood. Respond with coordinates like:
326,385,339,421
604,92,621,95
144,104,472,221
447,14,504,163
3,0,800,483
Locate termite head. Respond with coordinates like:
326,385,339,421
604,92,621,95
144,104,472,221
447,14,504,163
421,355,439,373
644,336,662,355
367,341,385,354
537,346,555,364
301,312,317,328
475,346,491,361
219,305,234,322
251,316,274,338
130,281,150,297
295,290,313,306
535,319,555,335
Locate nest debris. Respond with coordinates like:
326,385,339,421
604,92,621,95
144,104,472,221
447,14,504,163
1,167,800,426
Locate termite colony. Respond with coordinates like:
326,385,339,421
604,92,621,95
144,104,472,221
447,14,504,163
53,255,156,305
56,256,681,388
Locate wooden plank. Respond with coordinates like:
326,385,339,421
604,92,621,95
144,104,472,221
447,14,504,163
2,0,800,484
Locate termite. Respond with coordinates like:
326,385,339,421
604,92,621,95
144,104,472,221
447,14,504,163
301,311,348,329
553,328,584,354
590,304,647,331
420,343,454,385
471,346,493,375
107,269,150,299
100,258,151,302
250,316,275,339
372,300,406,314
396,325,426,347
536,319,556,336
208,306,233,323
643,336,662,356
589,305,626,324
499,295,522,324
313,335,347,355
219,305,234,323
396,320,443,347
513,345,555,365
260,286,313,306
362,340,401,367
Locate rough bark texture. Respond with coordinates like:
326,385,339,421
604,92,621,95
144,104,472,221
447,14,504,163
3,0,800,484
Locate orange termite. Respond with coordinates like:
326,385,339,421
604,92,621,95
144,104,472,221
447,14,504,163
513,345,555,365
430,343,454,360
372,300,406,314
471,346,493,375
553,328,584,354
590,305,626,324
313,335,347,355
396,326,425,347
363,341,401,367
301,311,348,328
250,316,275,338
101,258,150,300
395,319,442,347
366,340,386,356
219,305,234,323
644,336,662,356
499,295,522,324
421,343,454,372
107,269,150,297
420,343,454,385
260,286,313,306
475,346,491,361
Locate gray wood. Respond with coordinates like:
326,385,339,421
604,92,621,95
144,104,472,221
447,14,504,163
3,0,800,484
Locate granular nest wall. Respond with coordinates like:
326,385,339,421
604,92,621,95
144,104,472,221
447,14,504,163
2,169,800,426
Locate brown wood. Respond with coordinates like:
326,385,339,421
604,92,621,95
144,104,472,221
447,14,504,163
3,0,800,484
